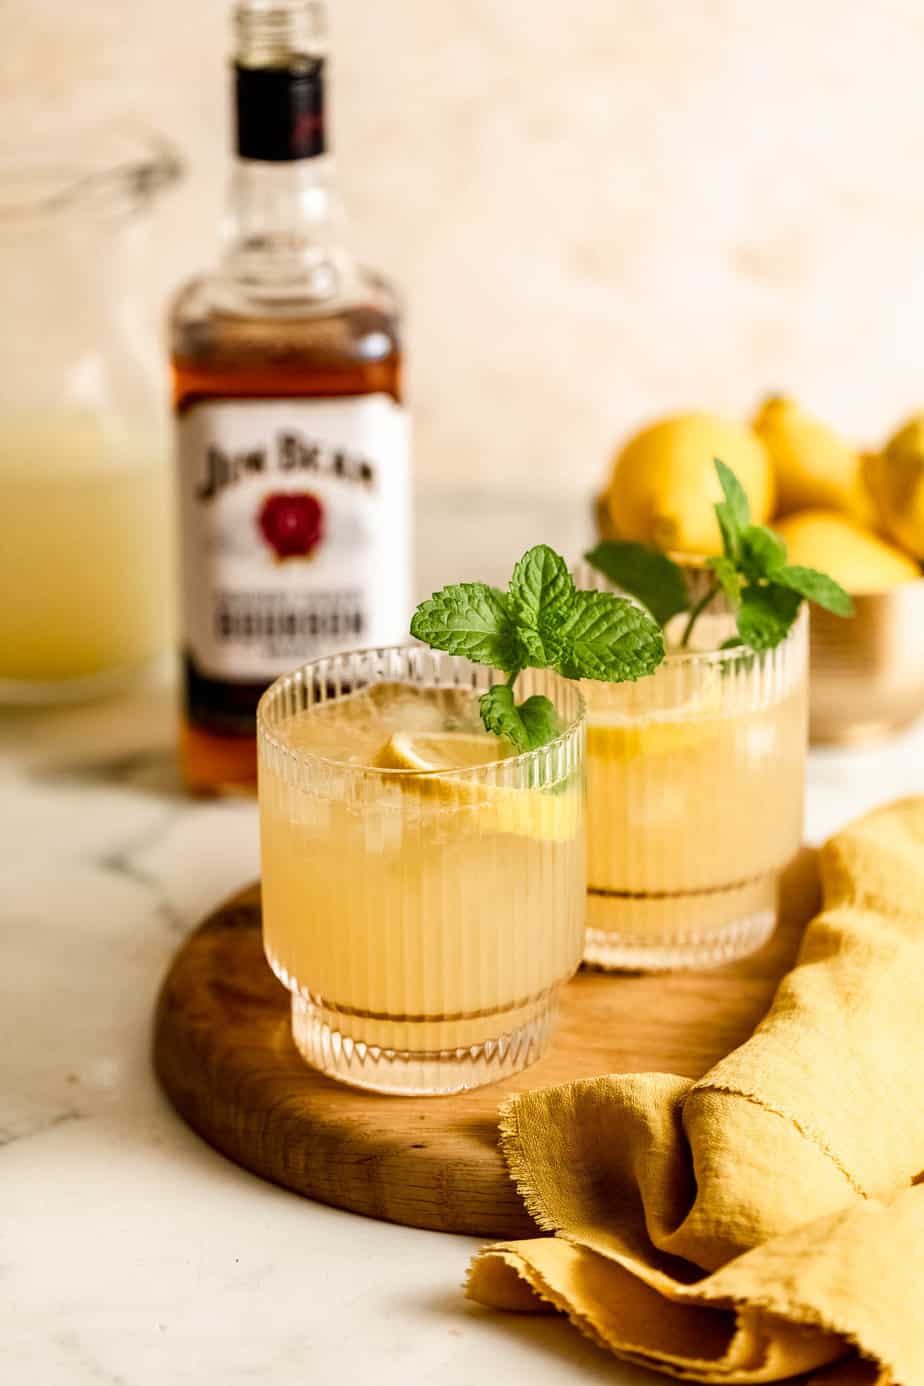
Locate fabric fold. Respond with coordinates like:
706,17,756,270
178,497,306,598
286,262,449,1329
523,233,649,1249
467,798,924,1384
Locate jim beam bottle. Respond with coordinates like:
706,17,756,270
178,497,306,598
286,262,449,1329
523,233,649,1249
170,0,410,792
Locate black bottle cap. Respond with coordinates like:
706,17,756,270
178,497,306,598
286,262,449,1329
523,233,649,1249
234,57,326,161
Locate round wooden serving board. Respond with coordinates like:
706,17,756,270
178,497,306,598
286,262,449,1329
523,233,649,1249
154,851,820,1239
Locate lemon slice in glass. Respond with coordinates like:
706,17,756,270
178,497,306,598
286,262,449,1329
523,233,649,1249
586,674,726,762
376,730,507,772
376,731,578,843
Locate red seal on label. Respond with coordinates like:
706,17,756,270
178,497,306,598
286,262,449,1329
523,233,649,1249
258,492,325,559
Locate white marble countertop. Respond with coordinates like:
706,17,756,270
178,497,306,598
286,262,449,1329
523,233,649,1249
5,495,924,1385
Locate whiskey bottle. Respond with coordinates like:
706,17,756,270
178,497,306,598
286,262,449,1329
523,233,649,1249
170,0,410,793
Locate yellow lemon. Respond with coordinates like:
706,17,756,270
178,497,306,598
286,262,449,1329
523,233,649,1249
753,394,875,525
863,416,924,562
605,412,775,556
378,731,580,843
774,509,920,593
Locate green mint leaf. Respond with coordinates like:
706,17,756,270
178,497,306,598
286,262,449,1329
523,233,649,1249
555,590,664,682
515,623,563,669
715,510,737,560
715,457,751,529
714,457,751,557
410,583,523,672
706,554,742,607
736,582,802,651
479,685,560,751
774,564,855,617
508,545,576,633
584,540,690,626
479,685,523,745
739,524,787,582
517,694,562,748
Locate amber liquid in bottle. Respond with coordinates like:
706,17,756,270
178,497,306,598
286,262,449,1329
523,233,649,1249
172,307,402,792
170,6,409,794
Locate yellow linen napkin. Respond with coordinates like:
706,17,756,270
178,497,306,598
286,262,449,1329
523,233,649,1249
467,798,924,1384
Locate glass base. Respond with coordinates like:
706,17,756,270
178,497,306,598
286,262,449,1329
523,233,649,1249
290,992,556,1095
584,873,778,972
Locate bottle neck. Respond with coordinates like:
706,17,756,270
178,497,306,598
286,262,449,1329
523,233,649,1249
223,58,350,300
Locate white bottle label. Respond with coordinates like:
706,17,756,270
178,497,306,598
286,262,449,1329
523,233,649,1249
176,395,411,680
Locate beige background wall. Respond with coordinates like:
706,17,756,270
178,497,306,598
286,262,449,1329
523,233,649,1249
7,0,924,498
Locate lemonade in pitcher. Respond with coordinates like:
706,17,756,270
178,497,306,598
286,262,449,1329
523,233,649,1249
0,414,172,695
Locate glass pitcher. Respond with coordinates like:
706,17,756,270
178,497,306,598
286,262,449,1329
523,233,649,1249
0,125,182,702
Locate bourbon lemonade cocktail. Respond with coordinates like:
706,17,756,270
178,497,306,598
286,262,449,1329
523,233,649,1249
258,648,585,1095
581,607,808,969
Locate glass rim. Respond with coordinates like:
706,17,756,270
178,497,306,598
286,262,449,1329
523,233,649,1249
256,643,586,780
657,603,809,668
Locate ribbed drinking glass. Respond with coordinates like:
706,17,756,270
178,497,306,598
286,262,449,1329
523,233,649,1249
257,646,585,1094
574,563,808,970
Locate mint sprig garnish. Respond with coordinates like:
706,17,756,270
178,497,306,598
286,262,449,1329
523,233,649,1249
410,544,665,751
586,458,854,652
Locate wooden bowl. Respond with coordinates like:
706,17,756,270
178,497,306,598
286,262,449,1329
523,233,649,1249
593,490,924,746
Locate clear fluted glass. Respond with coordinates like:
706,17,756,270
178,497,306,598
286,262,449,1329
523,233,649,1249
573,563,808,971
257,646,585,1094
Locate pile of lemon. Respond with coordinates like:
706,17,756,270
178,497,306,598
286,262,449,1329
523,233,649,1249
601,400,924,593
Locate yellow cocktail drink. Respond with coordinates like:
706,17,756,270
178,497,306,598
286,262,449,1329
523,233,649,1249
258,650,585,1094
583,611,808,968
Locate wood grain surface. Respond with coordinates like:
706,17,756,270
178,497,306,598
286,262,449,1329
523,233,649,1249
153,851,820,1238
